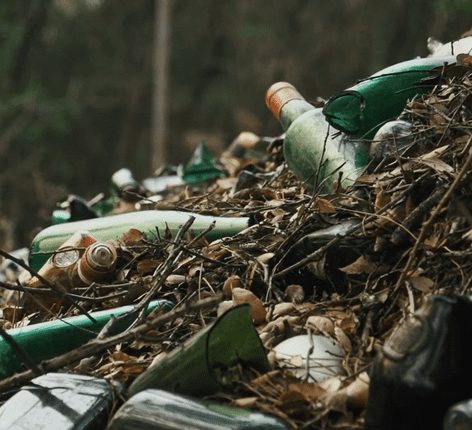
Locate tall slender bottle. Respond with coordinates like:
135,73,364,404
265,82,369,192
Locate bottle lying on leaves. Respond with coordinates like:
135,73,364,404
0,373,117,430
29,210,251,272
0,299,173,380
108,388,290,430
265,82,369,192
25,231,118,312
322,55,456,139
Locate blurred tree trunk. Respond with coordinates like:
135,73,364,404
152,0,172,172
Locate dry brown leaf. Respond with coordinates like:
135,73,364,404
112,351,135,363
305,315,335,336
165,274,186,284
374,189,390,211
339,256,376,275
345,372,370,408
317,198,336,213
136,258,159,275
417,157,453,174
276,389,310,415
232,397,259,408
231,287,267,323
222,275,244,297
407,275,435,292
334,326,352,353
273,302,295,318
288,382,326,401
120,228,145,245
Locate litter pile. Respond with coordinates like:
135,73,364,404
2,38,472,430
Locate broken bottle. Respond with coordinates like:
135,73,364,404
322,55,456,139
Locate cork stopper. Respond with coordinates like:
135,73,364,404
265,82,304,119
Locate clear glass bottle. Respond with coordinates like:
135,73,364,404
108,389,290,430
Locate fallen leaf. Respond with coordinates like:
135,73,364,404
335,326,352,353
222,275,244,297
120,228,145,245
288,382,326,401
305,316,335,336
273,302,295,318
232,397,259,408
136,258,159,275
340,256,376,275
276,389,310,415
407,275,435,292
345,372,370,408
317,198,336,213
232,287,267,323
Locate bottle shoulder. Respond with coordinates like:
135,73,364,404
280,102,321,130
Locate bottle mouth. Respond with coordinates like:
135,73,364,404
265,82,304,119
78,241,118,284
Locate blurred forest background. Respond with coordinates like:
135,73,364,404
0,0,471,250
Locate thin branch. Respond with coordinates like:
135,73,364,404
394,138,472,291
0,249,96,323
0,293,223,393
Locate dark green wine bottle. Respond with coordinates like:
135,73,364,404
322,55,456,138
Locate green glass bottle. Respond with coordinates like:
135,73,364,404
29,210,250,271
265,82,369,192
0,300,172,380
322,55,456,139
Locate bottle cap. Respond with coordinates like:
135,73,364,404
78,242,117,285
265,82,304,119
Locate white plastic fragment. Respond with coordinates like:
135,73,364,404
273,334,345,382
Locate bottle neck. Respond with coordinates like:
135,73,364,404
265,82,316,131
278,99,316,130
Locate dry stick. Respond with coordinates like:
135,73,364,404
97,217,197,338
0,293,223,393
394,138,472,292
273,194,404,279
131,217,198,321
0,281,128,303
101,217,217,336
0,249,96,323
271,168,433,281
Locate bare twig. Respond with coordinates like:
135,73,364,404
394,137,472,291
0,293,222,392
0,249,96,323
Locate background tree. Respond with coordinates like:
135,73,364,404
0,0,470,248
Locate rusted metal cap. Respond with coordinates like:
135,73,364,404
265,82,304,119
78,241,117,284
